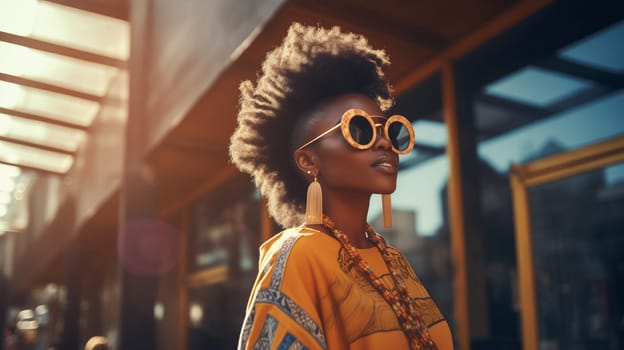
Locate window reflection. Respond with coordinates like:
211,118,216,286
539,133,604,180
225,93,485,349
189,185,260,273
471,17,624,347
528,163,624,349
478,90,624,172
412,119,447,147
186,178,262,349
485,66,594,108
559,19,624,73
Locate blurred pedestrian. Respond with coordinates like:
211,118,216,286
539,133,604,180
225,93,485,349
84,336,108,350
2,325,18,350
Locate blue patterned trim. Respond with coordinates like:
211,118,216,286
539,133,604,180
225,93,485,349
240,233,324,350
278,333,309,350
239,308,255,349
252,314,279,349
271,235,300,289
256,288,326,349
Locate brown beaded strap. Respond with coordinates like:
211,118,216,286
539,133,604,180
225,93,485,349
323,215,437,350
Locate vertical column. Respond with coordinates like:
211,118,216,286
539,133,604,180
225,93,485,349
84,273,103,340
442,63,470,350
59,240,80,350
0,262,9,347
117,166,158,350
453,63,489,342
118,0,156,349
509,170,538,350
176,211,189,350
443,63,490,349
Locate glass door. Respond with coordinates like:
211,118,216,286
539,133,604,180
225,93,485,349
511,136,624,350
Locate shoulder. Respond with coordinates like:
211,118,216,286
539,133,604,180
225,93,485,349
257,227,340,285
260,227,339,263
250,227,340,312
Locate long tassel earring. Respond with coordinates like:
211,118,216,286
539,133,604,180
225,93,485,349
305,172,323,225
382,194,392,228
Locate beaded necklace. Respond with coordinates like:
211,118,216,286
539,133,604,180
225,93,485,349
322,215,438,350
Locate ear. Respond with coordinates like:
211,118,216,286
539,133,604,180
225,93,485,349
293,149,318,178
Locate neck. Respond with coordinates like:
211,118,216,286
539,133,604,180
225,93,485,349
323,191,372,248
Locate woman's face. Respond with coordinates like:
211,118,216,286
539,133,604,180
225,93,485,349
303,93,399,196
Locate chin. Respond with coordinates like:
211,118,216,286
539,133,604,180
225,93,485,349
362,177,397,194
373,184,397,194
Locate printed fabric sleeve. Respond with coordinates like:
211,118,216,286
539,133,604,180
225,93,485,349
238,234,327,350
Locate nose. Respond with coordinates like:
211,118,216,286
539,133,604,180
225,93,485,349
373,124,392,151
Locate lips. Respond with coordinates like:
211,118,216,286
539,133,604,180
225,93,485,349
371,154,398,173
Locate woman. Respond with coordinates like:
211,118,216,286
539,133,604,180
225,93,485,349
230,22,453,350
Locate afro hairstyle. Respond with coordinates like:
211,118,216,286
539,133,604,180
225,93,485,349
229,22,394,228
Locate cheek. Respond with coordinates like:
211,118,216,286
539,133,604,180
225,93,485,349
315,143,360,181
316,147,373,187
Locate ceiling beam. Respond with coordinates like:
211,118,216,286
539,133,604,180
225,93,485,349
44,0,128,21
475,94,543,140
0,159,66,176
477,84,616,140
394,0,553,93
0,107,89,131
478,93,545,116
535,57,624,89
0,31,126,68
0,72,101,102
544,84,614,115
0,136,76,155
290,1,448,51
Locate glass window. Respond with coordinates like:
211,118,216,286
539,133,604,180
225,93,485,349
484,66,594,108
187,284,243,350
559,19,624,73
479,90,624,172
187,177,262,350
188,177,261,274
412,119,447,147
528,162,624,349
469,15,624,347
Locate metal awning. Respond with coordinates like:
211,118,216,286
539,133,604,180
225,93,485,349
0,0,128,234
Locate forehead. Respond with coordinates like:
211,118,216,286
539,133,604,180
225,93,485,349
315,94,383,124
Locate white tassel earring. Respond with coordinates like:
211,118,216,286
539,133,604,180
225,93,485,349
382,194,392,228
305,171,323,225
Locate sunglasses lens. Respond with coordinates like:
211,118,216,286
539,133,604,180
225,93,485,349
348,115,374,146
388,121,411,151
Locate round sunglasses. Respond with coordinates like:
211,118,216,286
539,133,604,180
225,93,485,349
297,108,415,154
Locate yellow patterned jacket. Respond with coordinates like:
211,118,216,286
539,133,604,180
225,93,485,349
238,227,454,350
